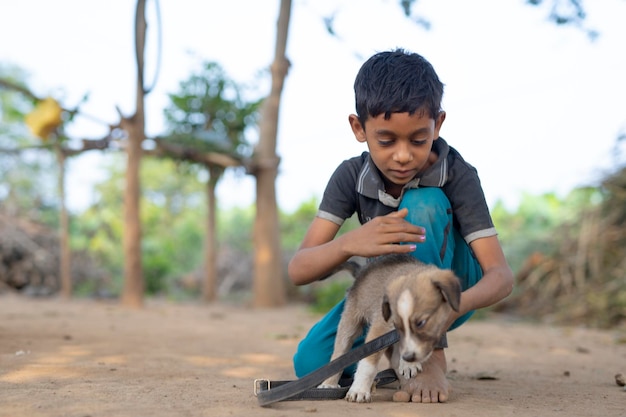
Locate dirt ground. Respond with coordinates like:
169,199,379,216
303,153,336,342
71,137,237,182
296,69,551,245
0,293,624,417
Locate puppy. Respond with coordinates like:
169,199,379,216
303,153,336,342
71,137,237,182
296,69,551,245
318,253,461,403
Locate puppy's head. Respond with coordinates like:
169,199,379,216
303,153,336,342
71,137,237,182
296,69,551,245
382,266,461,364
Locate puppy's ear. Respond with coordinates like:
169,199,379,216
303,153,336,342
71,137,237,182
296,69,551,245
382,294,392,321
432,271,461,312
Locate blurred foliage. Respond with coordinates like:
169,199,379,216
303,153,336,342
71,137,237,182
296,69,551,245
217,205,255,253
71,156,206,295
0,66,58,223
308,276,352,315
65,155,365,302
490,187,603,274
162,61,262,161
280,197,318,250
398,0,598,39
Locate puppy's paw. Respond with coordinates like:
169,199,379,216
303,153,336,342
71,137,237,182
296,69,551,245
318,375,341,389
345,388,372,403
345,378,373,403
398,359,423,379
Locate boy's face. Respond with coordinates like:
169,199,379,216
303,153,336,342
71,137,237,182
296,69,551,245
349,110,445,197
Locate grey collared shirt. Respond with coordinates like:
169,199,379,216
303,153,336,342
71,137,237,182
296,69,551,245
317,137,496,244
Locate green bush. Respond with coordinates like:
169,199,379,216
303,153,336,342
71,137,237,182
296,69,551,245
309,277,352,314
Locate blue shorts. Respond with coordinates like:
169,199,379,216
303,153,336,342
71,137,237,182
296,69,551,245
292,188,483,378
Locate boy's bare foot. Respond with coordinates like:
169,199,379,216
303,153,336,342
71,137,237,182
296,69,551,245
394,348,450,403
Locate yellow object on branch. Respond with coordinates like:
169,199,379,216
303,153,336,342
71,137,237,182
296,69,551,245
25,97,63,140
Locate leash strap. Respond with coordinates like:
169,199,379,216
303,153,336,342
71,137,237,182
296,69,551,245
254,329,399,406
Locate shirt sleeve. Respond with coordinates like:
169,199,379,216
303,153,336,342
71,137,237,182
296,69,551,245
443,150,497,243
317,156,363,225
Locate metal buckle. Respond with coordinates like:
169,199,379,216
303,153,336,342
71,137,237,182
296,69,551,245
253,379,270,396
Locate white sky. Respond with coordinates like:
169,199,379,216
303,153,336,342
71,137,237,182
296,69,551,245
1,0,625,213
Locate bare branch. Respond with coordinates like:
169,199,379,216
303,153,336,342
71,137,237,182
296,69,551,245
149,137,244,168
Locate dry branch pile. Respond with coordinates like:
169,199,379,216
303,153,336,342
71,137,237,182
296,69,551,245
0,213,106,295
496,166,626,329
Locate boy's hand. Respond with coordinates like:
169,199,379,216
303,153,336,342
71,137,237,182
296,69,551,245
342,208,425,257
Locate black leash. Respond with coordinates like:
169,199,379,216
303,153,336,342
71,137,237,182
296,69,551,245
254,329,400,407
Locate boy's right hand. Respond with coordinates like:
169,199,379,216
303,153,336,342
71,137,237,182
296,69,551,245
289,208,426,285
342,208,425,257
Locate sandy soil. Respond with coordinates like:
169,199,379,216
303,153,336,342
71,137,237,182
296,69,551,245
0,293,624,417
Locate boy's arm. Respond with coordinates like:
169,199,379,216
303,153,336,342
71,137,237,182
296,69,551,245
287,217,346,286
288,208,426,286
448,235,514,326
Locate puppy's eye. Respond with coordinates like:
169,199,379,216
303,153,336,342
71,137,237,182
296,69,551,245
414,319,427,329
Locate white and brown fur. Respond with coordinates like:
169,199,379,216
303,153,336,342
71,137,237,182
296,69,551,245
318,253,461,403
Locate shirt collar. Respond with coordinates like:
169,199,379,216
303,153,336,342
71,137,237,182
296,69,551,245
356,138,450,208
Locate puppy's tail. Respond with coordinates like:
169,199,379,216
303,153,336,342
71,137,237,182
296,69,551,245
319,258,363,281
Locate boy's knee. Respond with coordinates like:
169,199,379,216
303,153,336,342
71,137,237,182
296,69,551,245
448,310,474,331
400,188,451,225
292,300,346,377
292,349,309,377
293,338,323,377
399,188,453,266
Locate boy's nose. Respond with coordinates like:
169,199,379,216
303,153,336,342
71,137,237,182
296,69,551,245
393,145,413,163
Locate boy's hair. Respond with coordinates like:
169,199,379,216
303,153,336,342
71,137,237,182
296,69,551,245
354,48,444,126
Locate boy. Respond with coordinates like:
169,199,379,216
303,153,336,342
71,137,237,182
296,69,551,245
287,48,514,403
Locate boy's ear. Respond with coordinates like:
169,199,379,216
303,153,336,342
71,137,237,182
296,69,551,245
434,111,446,139
348,114,367,143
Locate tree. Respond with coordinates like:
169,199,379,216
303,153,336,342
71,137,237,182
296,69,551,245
251,0,292,307
159,61,261,301
119,0,152,307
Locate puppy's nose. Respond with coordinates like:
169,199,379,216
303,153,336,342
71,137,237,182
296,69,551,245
402,352,416,362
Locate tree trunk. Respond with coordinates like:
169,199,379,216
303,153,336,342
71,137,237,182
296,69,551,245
121,0,147,308
121,114,144,308
252,0,291,308
56,146,72,298
202,167,220,302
